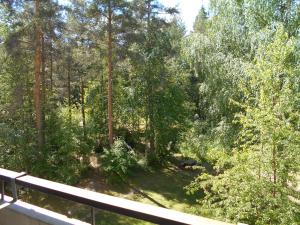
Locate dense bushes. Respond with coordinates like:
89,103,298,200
31,109,88,184
101,139,138,180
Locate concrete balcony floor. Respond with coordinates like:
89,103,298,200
0,196,88,225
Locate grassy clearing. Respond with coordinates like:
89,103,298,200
23,165,200,224
126,167,199,213
89,165,200,224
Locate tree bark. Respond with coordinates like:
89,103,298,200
107,0,114,146
99,72,104,142
146,0,155,153
81,78,86,138
41,35,46,134
272,144,277,197
34,0,45,151
50,44,53,93
67,50,72,122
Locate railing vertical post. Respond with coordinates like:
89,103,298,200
11,178,18,202
91,207,96,225
1,181,4,201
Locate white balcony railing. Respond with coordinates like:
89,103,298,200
0,168,233,225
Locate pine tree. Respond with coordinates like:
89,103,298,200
34,0,45,151
193,6,208,33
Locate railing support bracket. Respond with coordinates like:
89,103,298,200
1,180,4,201
91,207,96,225
10,172,27,202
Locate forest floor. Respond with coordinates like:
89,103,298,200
78,165,200,224
23,156,202,225
22,155,300,224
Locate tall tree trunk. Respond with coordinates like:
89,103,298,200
99,72,104,142
107,0,114,146
34,0,45,151
67,51,72,122
81,78,86,138
148,84,155,153
50,44,53,93
146,0,155,154
41,35,46,136
272,144,277,197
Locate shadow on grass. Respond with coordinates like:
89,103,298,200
95,210,153,225
127,165,201,210
21,164,202,224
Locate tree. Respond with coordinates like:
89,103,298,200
107,0,113,146
193,6,208,33
34,0,45,151
87,0,132,146
126,0,190,162
187,26,300,225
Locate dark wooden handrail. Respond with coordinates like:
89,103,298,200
0,168,232,225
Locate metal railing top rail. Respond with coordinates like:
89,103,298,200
0,168,232,225
0,168,22,182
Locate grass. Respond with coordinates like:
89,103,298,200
126,167,199,213
22,164,201,224
90,165,201,224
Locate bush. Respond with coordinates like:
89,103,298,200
101,139,137,180
31,109,88,185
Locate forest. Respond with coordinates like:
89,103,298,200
0,0,299,224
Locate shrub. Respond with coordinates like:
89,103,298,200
101,139,137,180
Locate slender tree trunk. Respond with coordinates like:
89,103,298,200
258,138,263,180
50,44,53,93
99,72,104,142
34,0,45,151
146,0,155,153
67,51,72,122
81,78,86,138
107,0,114,146
41,35,46,136
272,144,277,197
41,36,46,100
148,86,155,152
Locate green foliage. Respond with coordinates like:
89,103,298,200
179,121,209,160
179,121,233,162
186,26,300,225
179,28,243,162
153,80,189,159
1,1,300,223
193,6,208,33
101,139,138,180
85,81,108,147
31,108,88,185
